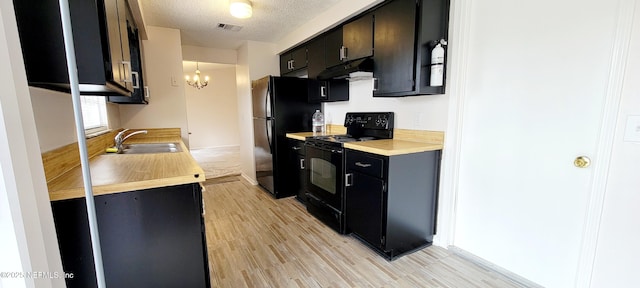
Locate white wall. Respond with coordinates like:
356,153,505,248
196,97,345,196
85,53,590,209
276,0,383,53
236,41,279,183
182,45,237,65
590,2,640,287
0,1,64,286
29,88,121,152
324,79,449,130
119,26,191,145
184,63,240,149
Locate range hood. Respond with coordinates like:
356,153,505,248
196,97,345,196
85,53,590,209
317,58,374,80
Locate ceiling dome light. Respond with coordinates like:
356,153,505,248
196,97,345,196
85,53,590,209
230,0,253,19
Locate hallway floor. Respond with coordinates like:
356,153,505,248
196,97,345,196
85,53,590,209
190,146,241,179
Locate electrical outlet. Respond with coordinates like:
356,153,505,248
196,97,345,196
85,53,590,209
624,115,640,142
416,112,426,128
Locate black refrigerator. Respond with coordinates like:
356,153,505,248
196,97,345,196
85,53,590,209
252,76,320,198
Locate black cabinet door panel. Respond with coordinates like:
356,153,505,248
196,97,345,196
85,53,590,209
346,172,385,250
291,46,307,71
343,14,374,61
50,184,210,288
325,27,344,68
307,37,325,79
373,0,417,95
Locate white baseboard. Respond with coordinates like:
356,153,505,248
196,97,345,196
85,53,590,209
240,173,258,185
447,246,543,288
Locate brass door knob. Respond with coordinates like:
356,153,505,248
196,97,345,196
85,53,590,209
574,156,591,168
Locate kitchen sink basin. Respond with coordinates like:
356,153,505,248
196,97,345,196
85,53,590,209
119,143,182,154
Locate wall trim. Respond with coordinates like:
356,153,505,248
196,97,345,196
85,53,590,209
448,246,544,288
433,0,472,247
241,173,258,185
575,0,637,286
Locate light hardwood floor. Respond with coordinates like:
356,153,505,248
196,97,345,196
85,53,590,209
202,177,528,288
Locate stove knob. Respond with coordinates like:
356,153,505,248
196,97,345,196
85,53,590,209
346,115,354,125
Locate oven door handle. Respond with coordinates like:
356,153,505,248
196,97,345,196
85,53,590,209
345,173,353,187
306,144,343,154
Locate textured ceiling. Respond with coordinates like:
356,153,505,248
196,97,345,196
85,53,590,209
141,0,343,50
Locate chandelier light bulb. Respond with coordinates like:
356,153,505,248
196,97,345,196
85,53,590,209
230,0,252,19
185,62,209,89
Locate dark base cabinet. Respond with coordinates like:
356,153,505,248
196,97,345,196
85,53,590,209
288,139,307,204
345,149,441,260
51,183,210,288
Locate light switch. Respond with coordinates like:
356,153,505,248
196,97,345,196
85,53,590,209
170,76,179,87
623,115,640,142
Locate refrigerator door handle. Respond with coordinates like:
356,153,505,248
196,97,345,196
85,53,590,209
266,118,273,152
266,81,272,119
265,81,274,152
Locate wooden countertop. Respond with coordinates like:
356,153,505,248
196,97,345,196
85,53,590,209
286,132,313,141
287,129,444,156
47,136,205,201
344,139,443,156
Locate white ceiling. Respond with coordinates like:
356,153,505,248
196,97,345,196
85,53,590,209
141,0,343,50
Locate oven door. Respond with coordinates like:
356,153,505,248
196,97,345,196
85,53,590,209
304,143,344,210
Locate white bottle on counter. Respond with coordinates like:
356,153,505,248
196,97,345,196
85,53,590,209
312,109,325,136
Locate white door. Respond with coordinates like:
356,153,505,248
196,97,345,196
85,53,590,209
451,0,620,287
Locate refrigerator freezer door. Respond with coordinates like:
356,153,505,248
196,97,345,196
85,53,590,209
253,118,274,194
252,76,270,118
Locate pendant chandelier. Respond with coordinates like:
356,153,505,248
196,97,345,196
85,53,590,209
185,62,209,89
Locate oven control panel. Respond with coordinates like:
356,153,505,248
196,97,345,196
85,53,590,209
344,112,394,129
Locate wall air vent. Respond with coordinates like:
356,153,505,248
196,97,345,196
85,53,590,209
217,23,243,32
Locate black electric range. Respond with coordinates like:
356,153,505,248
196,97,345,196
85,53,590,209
304,112,394,234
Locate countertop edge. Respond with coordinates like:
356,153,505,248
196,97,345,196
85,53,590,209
285,133,309,141
50,176,205,201
344,140,443,156
48,137,206,201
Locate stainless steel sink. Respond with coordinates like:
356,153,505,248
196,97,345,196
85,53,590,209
119,143,182,154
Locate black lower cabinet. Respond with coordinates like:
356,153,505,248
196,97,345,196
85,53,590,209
345,149,441,260
51,183,210,288
288,139,307,203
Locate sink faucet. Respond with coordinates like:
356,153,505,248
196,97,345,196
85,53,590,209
115,129,148,153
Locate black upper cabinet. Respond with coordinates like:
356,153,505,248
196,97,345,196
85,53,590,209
105,0,132,92
342,13,374,62
280,45,307,76
306,37,325,79
108,13,147,104
308,79,349,103
373,0,417,95
324,27,344,68
13,0,135,96
373,0,450,97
